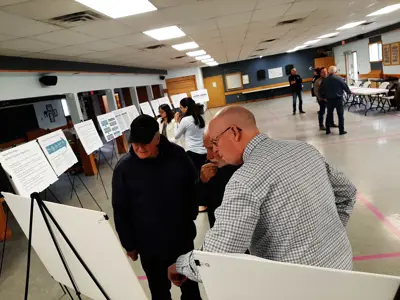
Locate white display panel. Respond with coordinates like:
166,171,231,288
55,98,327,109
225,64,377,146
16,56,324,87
125,105,140,124
38,130,78,176
3,193,148,300
112,109,130,132
225,73,243,90
140,102,155,117
150,99,160,113
194,251,400,300
170,93,188,108
97,112,122,142
191,89,210,103
156,96,172,108
74,120,104,155
268,67,283,79
0,141,58,197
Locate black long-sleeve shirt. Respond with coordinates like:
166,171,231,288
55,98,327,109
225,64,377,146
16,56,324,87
319,74,351,100
112,135,198,258
288,74,303,92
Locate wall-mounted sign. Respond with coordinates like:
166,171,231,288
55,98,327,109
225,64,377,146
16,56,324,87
383,44,391,66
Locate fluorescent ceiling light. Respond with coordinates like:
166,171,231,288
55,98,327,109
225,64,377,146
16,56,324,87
367,4,400,16
337,21,366,30
287,49,296,53
294,45,307,50
304,39,321,45
318,32,339,38
207,61,219,66
172,41,199,51
202,58,215,63
75,0,157,19
143,26,185,41
187,50,206,57
195,55,211,60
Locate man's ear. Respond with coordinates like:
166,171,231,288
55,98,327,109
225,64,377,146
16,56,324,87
154,132,161,145
231,126,241,141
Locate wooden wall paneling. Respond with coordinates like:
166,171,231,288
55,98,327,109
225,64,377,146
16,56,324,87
165,75,197,96
136,86,149,104
314,57,335,69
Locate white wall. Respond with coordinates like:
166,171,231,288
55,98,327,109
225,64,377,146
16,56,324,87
333,39,371,75
165,67,204,89
382,29,400,74
33,99,67,130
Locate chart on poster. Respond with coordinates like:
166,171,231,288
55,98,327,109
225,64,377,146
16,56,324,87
0,141,58,197
38,130,78,176
97,112,122,142
74,120,104,155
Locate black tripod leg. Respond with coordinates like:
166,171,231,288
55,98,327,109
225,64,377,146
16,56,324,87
63,285,74,300
24,196,35,300
39,200,110,300
96,168,109,200
0,204,9,277
66,174,83,208
76,175,103,211
100,150,114,171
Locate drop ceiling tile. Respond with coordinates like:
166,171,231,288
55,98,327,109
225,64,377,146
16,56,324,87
72,20,135,39
32,30,100,45
42,45,95,56
252,4,292,22
0,11,61,37
80,40,123,51
256,0,295,9
217,11,253,29
0,38,60,52
1,0,86,20
21,52,69,61
78,51,116,60
180,19,218,34
0,33,18,42
106,46,142,55
108,33,155,46
0,48,30,56
0,0,29,7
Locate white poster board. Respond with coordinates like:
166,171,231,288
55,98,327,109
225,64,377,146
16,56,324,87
170,93,188,108
97,112,122,142
112,109,129,132
268,67,283,79
122,105,140,126
194,251,400,300
242,74,250,85
38,130,78,177
157,96,172,109
225,73,243,90
140,102,154,117
150,99,160,113
74,120,104,155
3,193,148,300
0,141,58,197
191,89,210,103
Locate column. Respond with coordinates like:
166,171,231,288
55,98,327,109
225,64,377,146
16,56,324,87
64,93,83,125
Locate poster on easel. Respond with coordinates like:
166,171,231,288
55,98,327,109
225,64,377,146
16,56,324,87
74,120,104,155
170,93,188,108
112,109,130,132
0,141,58,197
124,105,140,125
150,99,160,113
140,102,155,117
191,89,210,103
37,130,78,177
97,112,122,142
157,96,172,108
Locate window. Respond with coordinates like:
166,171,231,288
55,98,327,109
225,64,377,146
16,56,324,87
369,42,382,62
61,99,70,116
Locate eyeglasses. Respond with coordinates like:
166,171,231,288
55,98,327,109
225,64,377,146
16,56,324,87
211,126,242,146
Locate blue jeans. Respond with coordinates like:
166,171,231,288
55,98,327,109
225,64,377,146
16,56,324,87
292,92,303,112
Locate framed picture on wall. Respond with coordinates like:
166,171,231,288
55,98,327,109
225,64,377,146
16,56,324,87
390,42,399,65
382,44,391,66
225,72,243,90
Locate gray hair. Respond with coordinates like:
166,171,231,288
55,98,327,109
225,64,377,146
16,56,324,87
328,66,337,74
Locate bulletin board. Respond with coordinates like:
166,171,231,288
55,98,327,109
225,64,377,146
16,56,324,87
391,42,399,65
225,72,243,90
383,44,391,66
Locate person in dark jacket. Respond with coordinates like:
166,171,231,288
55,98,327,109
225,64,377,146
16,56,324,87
319,66,352,135
112,115,202,300
197,131,240,228
288,68,306,115
311,68,320,98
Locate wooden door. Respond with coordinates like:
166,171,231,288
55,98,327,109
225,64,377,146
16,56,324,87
204,75,226,108
166,75,197,97
136,86,149,103
151,84,162,99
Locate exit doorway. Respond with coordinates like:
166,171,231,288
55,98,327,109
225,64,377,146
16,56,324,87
345,51,358,83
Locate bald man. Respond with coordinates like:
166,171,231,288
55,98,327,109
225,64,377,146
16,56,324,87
168,106,356,285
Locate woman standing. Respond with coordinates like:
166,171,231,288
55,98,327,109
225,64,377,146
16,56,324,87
158,104,177,142
175,98,207,212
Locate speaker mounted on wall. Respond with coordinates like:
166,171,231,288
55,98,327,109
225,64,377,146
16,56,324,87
159,75,165,80
39,75,58,86
285,64,294,76
256,69,266,81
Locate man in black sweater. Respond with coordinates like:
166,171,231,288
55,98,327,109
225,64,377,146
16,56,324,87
112,115,201,300
197,132,240,228
288,68,306,115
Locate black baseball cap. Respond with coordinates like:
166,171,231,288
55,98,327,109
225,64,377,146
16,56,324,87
128,115,159,144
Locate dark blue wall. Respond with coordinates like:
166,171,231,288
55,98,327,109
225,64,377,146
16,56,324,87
202,48,318,104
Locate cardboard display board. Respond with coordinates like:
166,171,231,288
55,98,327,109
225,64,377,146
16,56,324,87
194,251,400,300
0,141,58,197
97,112,122,142
157,96,172,108
170,93,188,108
38,130,78,176
74,120,104,155
3,192,148,300
191,89,210,103
140,102,154,117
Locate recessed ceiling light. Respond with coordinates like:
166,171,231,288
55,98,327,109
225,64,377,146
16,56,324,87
304,39,321,45
367,4,400,16
172,41,199,51
207,61,219,66
195,55,211,60
337,21,366,30
202,58,215,63
143,26,186,41
318,32,339,38
75,0,157,18
259,56,263,58
186,50,206,57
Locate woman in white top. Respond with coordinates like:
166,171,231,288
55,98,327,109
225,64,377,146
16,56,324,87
158,104,178,142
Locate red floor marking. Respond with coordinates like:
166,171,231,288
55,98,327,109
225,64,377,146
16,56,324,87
353,252,400,261
138,275,147,281
357,193,400,240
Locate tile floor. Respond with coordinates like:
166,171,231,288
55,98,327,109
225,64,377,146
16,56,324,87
1,93,400,299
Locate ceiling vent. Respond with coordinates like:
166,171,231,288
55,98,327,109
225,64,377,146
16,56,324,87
171,55,186,60
189,61,198,64
249,55,258,58
255,48,266,52
142,44,167,50
49,11,105,27
276,18,304,26
363,21,375,26
261,39,277,43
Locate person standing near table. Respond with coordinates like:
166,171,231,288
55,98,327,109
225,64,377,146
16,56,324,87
288,68,305,115
319,66,352,135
